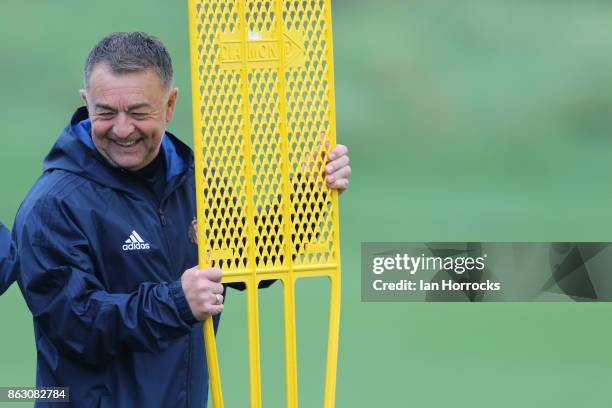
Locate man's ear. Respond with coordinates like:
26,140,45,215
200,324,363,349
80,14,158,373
79,89,88,106
165,88,178,123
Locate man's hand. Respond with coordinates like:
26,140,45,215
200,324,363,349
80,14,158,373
180,266,224,320
325,144,350,193
303,133,351,193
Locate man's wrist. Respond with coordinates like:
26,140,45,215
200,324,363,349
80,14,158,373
168,280,198,324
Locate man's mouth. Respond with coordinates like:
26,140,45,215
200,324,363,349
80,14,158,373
113,139,139,147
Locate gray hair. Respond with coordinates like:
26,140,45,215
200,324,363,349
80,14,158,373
84,32,173,90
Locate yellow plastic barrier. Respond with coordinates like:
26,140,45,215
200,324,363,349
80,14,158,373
187,1,341,407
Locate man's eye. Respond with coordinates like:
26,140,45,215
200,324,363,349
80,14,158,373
132,112,148,119
98,112,115,118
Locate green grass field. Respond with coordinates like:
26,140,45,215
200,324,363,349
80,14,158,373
1,0,611,406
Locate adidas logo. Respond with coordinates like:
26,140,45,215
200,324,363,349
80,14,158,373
122,230,151,251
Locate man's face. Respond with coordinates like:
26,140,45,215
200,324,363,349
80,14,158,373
80,63,177,171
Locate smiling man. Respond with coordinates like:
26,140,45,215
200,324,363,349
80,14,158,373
12,32,350,407
81,61,176,171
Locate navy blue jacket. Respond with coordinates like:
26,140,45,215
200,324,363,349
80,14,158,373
13,107,218,407
0,222,16,294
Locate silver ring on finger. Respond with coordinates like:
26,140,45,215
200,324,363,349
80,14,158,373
215,294,223,305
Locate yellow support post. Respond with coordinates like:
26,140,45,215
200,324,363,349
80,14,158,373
187,1,341,406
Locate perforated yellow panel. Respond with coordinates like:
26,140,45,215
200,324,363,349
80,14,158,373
187,1,341,407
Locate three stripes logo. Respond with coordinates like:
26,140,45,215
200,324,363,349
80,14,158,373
122,230,151,251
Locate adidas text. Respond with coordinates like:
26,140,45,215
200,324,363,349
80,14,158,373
123,230,151,251
123,242,151,251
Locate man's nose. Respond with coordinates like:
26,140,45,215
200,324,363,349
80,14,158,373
113,112,134,138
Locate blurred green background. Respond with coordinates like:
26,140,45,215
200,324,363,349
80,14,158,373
1,0,612,406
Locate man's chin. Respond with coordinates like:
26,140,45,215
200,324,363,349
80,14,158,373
108,155,147,171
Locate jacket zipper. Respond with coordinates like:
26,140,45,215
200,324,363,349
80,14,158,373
156,175,194,407
158,207,167,226
156,202,192,407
